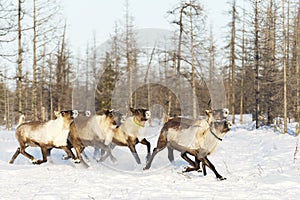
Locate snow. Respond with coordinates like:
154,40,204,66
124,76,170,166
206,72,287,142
1,117,300,199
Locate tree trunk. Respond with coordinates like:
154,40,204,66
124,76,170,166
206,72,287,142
125,0,133,107
189,4,197,118
17,0,23,114
177,8,184,74
230,0,236,124
296,5,300,124
49,55,53,119
254,0,260,129
282,0,288,134
240,7,246,123
32,0,38,120
85,45,89,111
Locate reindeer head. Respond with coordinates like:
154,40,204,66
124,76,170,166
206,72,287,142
209,120,232,141
55,110,78,119
218,120,232,133
104,109,123,128
205,108,229,123
130,107,151,122
54,110,78,128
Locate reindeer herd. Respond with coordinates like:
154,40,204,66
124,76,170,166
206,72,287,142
8,106,232,181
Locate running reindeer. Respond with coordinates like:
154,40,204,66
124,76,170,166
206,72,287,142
9,110,78,165
67,109,123,164
103,107,152,164
144,108,231,180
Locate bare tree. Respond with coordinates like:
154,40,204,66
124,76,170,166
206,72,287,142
124,0,135,107
17,0,23,115
26,0,64,120
168,0,206,117
254,0,261,129
282,0,288,133
31,0,38,120
239,5,246,123
0,0,15,58
229,0,237,124
295,4,300,123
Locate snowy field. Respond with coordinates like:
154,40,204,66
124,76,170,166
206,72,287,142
1,116,300,200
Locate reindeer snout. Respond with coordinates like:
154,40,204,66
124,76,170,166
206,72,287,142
223,108,229,118
85,110,91,117
227,121,233,129
72,110,79,118
145,111,151,119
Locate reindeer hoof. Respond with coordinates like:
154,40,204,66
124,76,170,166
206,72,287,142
110,156,118,163
182,167,189,173
183,166,195,173
73,159,81,164
32,159,44,165
218,177,227,181
62,155,70,160
145,154,151,161
97,157,105,162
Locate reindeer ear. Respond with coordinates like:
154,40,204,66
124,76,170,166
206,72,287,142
205,110,211,116
129,107,135,114
103,109,109,116
104,109,114,116
54,111,60,117
205,109,212,116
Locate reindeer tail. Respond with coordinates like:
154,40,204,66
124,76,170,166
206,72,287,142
17,114,25,128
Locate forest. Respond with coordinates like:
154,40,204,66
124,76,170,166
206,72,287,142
0,0,299,134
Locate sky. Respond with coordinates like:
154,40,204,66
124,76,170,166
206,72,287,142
62,0,231,52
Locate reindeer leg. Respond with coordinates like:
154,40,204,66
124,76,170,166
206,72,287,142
81,150,90,162
167,146,174,163
46,148,52,157
62,139,74,160
128,143,141,164
181,152,200,172
168,141,198,168
93,147,100,160
96,148,106,161
92,142,116,163
97,146,117,163
97,144,116,161
9,147,21,164
202,156,226,180
97,150,109,162
107,148,117,163
73,145,84,163
18,144,37,163
60,145,76,160
33,146,48,165
201,158,207,176
143,146,166,170
144,135,168,170
139,138,151,161
185,152,202,173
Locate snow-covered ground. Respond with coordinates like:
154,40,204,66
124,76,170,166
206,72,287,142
1,117,300,200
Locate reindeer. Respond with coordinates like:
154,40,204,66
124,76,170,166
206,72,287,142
107,107,151,164
144,108,231,180
9,110,78,165
68,109,123,164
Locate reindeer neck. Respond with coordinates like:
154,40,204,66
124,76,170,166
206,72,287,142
133,117,145,127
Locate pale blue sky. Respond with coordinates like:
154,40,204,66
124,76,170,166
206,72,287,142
63,0,231,51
